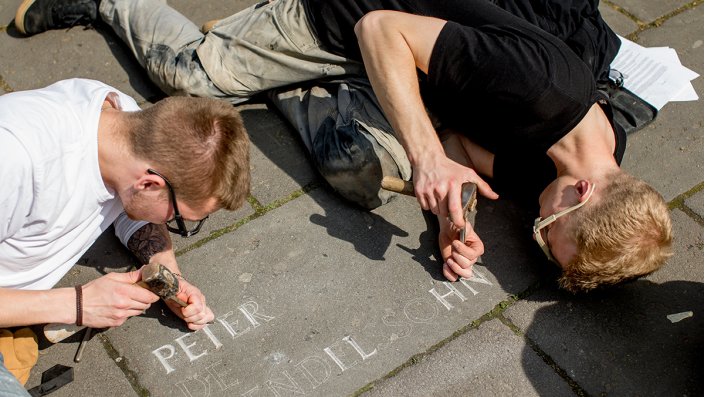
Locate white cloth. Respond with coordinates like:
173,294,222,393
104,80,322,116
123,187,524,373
0,79,145,290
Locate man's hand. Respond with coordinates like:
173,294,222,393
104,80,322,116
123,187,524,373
415,154,498,229
438,216,484,281
126,222,213,329
81,270,160,328
166,278,214,331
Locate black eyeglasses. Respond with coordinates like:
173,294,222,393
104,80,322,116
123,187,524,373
147,169,208,237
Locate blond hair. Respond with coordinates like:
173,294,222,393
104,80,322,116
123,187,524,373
560,171,672,292
128,96,250,211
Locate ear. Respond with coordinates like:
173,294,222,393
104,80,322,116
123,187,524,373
133,171,166,192
574,180,592,203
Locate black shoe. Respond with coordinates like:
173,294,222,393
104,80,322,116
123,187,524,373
15,0,97,36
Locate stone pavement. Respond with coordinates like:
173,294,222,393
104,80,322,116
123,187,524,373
0,0,702,395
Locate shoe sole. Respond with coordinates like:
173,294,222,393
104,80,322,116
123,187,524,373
15,0,38,35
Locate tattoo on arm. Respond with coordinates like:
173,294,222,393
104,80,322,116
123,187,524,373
127,223,172,264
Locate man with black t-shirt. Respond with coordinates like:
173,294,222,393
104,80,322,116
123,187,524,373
16,0,672,292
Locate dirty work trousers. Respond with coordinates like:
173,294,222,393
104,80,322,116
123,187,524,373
99,0,410,209
0,354,30,397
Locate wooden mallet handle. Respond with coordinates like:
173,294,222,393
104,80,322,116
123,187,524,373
381,176,415,196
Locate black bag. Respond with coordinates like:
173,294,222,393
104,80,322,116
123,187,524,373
597,69,658,135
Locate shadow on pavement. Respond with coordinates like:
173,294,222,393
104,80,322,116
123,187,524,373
522,279,704,396
92,23,166,103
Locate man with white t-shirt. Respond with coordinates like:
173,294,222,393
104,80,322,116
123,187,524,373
0,79,250,388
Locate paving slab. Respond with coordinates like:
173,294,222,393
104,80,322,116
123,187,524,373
241,104,320,207
361,319,573,397
0,24,162,103
620,6,704,201
684,190,704,220
26,330,136,397
639,4,704,81
609,0,693,23
503,209,704,397
647,210,704,284
599,2,640,36
0,1,14,29
98,189,539,397
171,204,255,254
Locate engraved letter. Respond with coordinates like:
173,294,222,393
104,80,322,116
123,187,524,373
217,311,250,338
201,324,223,350
404,298,438,323
176,374,210,397
175,333,208,362
266,371,304,396
343,335,377,361
241,386,260,397
429,282,467,310
467,268,493,285
295,356,331,389
382,311,412,340
324,341,358,372
239,301,275,328
457,278,480,296
205,361,239,391
458,268,493,295
152,344,177,374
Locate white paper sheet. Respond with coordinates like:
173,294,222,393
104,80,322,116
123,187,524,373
610,37,699,110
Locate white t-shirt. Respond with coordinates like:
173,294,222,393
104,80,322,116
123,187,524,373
0,79,146,290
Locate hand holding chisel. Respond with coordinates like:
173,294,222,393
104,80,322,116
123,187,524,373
381,176,478,241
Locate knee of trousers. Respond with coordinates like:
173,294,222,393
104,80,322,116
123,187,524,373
312,119,401,210
144,44,213,97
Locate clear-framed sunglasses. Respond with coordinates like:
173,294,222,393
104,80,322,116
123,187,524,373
533,183,596,263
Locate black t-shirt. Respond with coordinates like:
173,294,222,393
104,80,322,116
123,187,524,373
302,0,619,77
302,0,419,60
301,0,625,202
425,21,625,202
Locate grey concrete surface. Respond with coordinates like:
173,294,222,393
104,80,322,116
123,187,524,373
609,0,693,23
622,5,704,202
685,190,704,219
102,190,528,397
0,24,161,103
1,0,702,396
360,319,574,397
170,203,255,254
599,2,640,36
503,209,704,397
242,104,320,207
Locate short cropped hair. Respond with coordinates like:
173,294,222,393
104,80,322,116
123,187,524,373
127,97,250,211
560,171,672,292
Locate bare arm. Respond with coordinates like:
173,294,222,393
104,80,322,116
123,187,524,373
0,288,76,327
0,271,158,328
440,130,495,178
354,11,498,228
